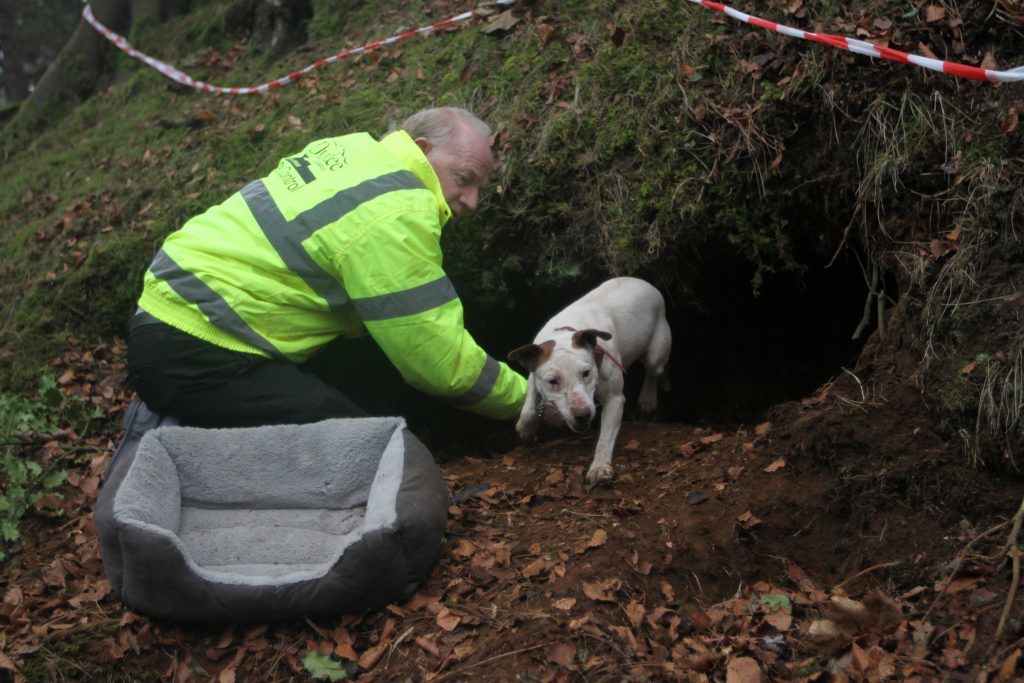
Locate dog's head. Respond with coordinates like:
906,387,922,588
508,329,612,432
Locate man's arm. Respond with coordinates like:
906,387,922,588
331,208,526,420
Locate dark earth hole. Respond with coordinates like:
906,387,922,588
662,237,876,425
306,234,880,458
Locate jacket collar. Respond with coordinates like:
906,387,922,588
380,130,452,226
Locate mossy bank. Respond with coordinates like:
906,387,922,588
1,0,1021,463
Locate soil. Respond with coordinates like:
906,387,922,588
3,327,1024,682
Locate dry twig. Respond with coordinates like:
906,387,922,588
923,519,1010,625
984,498,1024,660
432,641,555,682
832,560,903,591
997,498,1024,563
989,547,1022,657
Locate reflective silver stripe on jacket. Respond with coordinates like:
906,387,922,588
351,276,458,321
450,356,501,406
241,170,425,311
352,276,496,406
148,249,286,360
240,180,349,309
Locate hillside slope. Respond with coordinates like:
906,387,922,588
1,0,1023,679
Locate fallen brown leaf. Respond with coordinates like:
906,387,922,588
736,511,762,529
801,390,829,407
415,636,440,659
580,528,608,551
625,601,645,629
997,648,1021,682
538,23,560,50
436,607,461,632
676,441,698,458
480,10,521,35
357,642,387,670
553,597,576,610
0,652,19,675
582,578,621,602
546,641,576,668
924,5,945,22
930,238,957,259
765,609,792,631
935,575,981,594
726,656,762,683
522,557,552,579
404,591,441,611
999,108,1019,135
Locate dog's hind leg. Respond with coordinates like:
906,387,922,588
638,318,672,413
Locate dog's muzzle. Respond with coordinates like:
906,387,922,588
570,413,592,432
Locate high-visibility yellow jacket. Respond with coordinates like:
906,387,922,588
137,130,527,420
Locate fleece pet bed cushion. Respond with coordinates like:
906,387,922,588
95,404,448,622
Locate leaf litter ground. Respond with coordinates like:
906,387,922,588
3,341,1024,681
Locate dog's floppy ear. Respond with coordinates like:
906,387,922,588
508,340,555,373
571,329,612,350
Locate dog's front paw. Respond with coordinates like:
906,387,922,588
516,416,539,441
586,462,615,485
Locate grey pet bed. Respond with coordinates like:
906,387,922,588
95,401,448,622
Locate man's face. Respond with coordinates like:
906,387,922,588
419,121,494,218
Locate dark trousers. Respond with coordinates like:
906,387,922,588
127,315,369,428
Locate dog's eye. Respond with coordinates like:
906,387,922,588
547,378,559,387
582,370,590,379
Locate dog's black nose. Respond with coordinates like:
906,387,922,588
572,415,592,431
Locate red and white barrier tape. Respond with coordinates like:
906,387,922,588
686,0,1024,83
82,0,515,94
85,0,1023,92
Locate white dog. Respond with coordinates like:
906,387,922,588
508,277,672,484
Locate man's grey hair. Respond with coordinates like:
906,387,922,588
400,107,490,150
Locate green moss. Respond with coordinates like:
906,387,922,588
57,237,153,338
129,15,161,47
308,0,380,42
178,1,237,50
17,628,158,682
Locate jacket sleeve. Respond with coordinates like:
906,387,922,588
329,206,527,421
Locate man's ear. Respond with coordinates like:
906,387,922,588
507,340,554,374
413,137,431,154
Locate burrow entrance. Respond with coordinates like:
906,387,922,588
305,238,882,454
660,238,877,425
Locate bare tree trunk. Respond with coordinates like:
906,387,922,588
19,0,192,123
131,0,191,23
0,4,33,103
21,0,131,120
13,0,312,127
251,0,313,55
